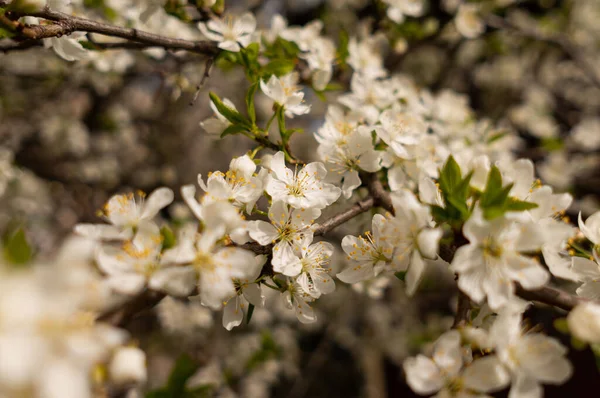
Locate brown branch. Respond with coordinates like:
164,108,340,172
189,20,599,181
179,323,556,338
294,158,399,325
97,290,166,327
452,290,471,328
1,6,218,55
313,196,375,236
515,283,586,312
363,172,394,214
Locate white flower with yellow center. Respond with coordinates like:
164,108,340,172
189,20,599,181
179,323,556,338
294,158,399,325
318,126,383,199
451,209,550,310
183,154,263,216
282,279,317,324
337,214,396,284
294,241,336,298
75,187,174,240
198,13,257,52
488,311,572,397
153,225,256,309
95,221,167,296
222,255,266,331
385,189,442,295
248,200,320,273
265,151,341,210
260,73,311,117
404,330,509,397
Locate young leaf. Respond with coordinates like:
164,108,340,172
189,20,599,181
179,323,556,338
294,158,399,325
245,82,259,125
209,92,250,127
220,124,249,138
160,226,176,250
262,59,296,77
438,156,462,195
3,228,33,266
505,198,539,212
166,355,199,396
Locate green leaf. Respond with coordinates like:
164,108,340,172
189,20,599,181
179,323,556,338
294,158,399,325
0,25,15,39
160,226,176,250
571,336,588,351
394,271,407,281
220,124,249,138
262,59,296,77
486,131,509,144
336,29,350,66
480,166,504,206
553,318,569,334
245,82,259,125
245,331,281,371
246,303,255,324
209,92,250,127
505,198,539,212
244,43,259,63
165,355,199,397
541,137,564,151
438,156,462,195
3,228,33,266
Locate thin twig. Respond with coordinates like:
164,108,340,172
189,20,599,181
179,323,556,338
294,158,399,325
1,6,218,55
190,56,214,105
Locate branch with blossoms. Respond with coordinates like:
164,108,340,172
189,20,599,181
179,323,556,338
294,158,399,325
6,0,600,397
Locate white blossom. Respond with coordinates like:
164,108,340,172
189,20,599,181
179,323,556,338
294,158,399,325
260,73,311,117
265,151,341,210
198,13,257,52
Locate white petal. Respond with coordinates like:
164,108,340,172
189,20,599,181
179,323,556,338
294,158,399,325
504,253,549,290
181,184,204,220
463,356,510,393
403,355,443,395
248,220,279,245
106,274,146,295
337,262,375,283
141,187,174,219
74,224,131,240
242,283,265,307
432,330,463,377
571,256,600,282
417,228,442,259
405,251,426,296
508,375,542,398
222,297,244,331
149,266,197,296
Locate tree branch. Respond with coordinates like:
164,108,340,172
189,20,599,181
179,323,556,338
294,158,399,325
1,6,218,55
363,172,394,214
452,290,471,328
515,283,586,312
313,196,375,236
